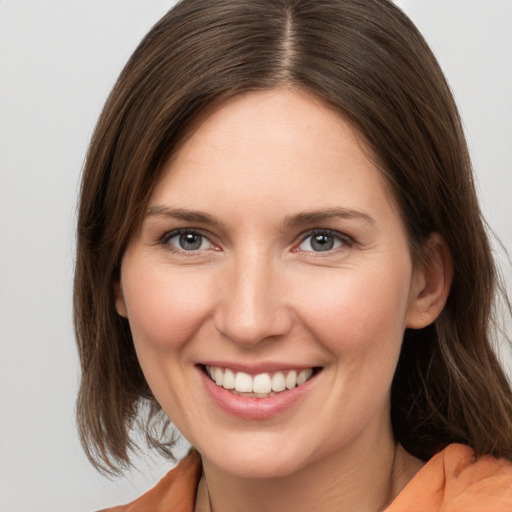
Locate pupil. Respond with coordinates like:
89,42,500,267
312,234,334,251
179,233,202,250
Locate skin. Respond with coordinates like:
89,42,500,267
115,89,452,512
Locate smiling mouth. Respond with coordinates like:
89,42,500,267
202,365,321,398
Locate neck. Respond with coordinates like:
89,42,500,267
197,422,423,512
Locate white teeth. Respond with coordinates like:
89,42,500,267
297,368,313,386
271,372,286,392
223,368,235,389
206,366,316,395
214,367,223,386
253,373,272,394
285,370,297,389
234,372,253,392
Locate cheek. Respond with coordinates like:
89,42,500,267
295,263,413,358
121,264,216,349
120,263,219,413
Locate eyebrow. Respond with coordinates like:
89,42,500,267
147,204,375,227
147,205,374,228
146,205,225,227
284,208,375,226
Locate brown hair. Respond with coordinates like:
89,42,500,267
74,0,512,474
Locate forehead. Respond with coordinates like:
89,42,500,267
151,89,396,216
148,89,401,238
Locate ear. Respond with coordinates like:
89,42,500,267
114,278,128,318
406,232,453,329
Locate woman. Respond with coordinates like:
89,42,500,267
74,0,512,510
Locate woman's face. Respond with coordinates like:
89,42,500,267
116,89,426,478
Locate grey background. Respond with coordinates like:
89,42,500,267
0,1,511,511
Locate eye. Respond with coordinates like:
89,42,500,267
297,230,350,252
162,229,213,252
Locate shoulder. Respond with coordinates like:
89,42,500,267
99,449,202,512
388,444,512,511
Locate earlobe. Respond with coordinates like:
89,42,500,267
406,233,453,329
114,279,128,318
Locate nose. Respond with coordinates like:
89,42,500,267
214,251,293,347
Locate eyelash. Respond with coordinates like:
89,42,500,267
159,228,354,254
160,228,215,254
295,229,354,254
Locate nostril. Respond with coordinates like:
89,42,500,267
213,309,294,347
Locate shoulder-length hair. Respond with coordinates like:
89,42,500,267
74,0,512,473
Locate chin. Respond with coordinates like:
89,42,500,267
197,433,318,479
215,454,305,480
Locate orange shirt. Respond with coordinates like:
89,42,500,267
102,444,512,512
388,444,512,511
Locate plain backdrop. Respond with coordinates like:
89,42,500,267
0,1,511,511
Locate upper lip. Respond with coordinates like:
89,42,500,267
198,361,320,375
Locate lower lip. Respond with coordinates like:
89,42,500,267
199,368,318,420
